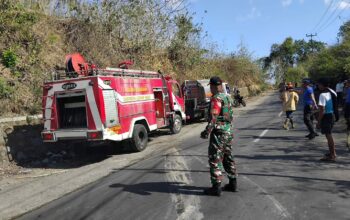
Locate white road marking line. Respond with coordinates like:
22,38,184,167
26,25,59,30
278,111,283,117
164,149,203,220
253,129,269,143
242,176,292,219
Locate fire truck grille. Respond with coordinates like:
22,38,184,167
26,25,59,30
57,95,87,129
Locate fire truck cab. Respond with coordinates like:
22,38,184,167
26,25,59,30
41,54,185,152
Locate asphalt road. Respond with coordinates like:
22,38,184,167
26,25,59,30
18,92,350,220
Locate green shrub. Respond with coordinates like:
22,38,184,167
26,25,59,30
12,71,22,78
13,10,38,25
48,33,60,44
2,49,17,68
0,77,13,98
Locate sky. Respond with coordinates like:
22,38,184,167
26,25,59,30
187,0,350,58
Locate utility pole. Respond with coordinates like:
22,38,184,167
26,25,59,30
306,33,317,52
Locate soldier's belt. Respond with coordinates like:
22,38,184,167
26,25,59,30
212,129,232,135
216,121,231,125
212,129,224,134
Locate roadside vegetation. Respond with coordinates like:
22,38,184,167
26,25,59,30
263,21,350,86
0,0,267,116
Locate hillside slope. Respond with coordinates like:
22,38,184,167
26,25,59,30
0,1,266,116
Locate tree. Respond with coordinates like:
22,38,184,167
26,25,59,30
263,37,325,84
285,66,308,83
307,49,337,80
306,21,350,81
338,20,350,42
167,14,203,75
0,0,268,116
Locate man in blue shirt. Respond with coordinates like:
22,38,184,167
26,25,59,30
302,79,318,139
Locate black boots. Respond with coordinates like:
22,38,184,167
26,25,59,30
204,179,238,196
204,183,222,196
306,132,318,139
223,178,238,192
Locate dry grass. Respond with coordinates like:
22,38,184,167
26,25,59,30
0,5,265,117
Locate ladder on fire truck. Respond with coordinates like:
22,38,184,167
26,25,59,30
102,67,172,116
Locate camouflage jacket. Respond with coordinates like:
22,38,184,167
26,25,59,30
206,92,234,134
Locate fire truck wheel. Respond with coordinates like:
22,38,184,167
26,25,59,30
170,114,182,134
130,124,148,152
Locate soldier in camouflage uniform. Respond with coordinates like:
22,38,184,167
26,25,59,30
200,76,237,196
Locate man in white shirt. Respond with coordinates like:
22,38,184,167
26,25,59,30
336,79,344,106
317,78,337,162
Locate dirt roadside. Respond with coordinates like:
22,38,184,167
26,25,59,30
0,92,273,220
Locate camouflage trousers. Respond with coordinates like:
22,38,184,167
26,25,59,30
208,130,237,185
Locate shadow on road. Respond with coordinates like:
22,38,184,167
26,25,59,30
109,181,205,196
3,124,173,170
237,127,284,131
3,121,207,170
111,167,207,174
239,135,309,141
240,172,350,184
108,170,350,197
163,154,207,157
241,172,350,198
236,153,350,165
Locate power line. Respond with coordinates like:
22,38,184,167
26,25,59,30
318,16,342,34
312,0,336,32
317,2,349,34
316,1,342,32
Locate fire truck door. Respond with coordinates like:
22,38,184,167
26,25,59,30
154,89,166,127
102,90,119,128
171,82,185,112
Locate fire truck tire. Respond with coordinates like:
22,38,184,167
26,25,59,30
130,124,148,152
170,114,182,134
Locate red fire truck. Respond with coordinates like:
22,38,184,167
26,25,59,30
41,54,185,151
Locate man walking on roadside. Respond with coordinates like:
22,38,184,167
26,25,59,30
281,82,299,130
302,79,319,139
200,76,237,196
317,78,338,162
